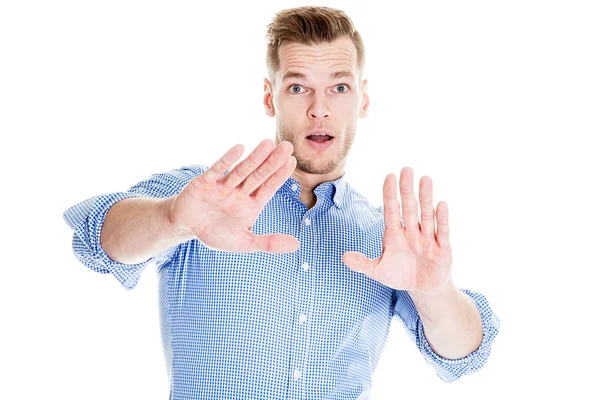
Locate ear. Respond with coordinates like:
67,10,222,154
263,78,275,117
359,79,370,119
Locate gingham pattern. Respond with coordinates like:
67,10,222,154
63,164,500,399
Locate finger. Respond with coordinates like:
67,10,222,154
201,143,245,184
435,201,451,248
383,174,403,232
419,176,435,238
240,141,294,196
244,232,300,254
252,156,296,207
399,167,419,235
342,251,377,277
220,139,275,190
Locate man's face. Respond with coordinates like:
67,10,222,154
264,38,369,175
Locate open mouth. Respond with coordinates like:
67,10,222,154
306,134,333,142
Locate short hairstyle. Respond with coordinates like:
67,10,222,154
265,6,365,82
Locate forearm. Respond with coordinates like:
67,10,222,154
409,280,483,360
100,196,195,265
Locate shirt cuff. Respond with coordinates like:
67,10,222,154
416,288,501,382
68,191,161,289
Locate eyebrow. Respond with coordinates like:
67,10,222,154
281,70,355,81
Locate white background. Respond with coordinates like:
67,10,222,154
1,0,599,398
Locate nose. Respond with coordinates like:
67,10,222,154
307,93,330,120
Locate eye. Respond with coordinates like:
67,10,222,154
288,84,306,94
334,84,350,93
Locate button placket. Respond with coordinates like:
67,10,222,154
290,202,317,395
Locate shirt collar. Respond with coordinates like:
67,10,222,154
279,171,348,209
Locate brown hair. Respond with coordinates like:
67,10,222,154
265,6,365,82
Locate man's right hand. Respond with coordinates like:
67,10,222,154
165,139,300,254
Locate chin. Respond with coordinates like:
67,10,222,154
295,158,338,175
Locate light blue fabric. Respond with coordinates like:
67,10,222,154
63,164,500,399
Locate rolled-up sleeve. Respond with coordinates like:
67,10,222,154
393,288,501,382
62,165,208,289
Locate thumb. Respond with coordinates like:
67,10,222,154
342,251,376,275
246,233,300,254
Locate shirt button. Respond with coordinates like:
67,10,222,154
293,369,302,380
302,262,310,272
304,218,311,226
291,183,298,191
299,314,307,324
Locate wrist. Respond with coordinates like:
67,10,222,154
159,196,196,240
409,278,456,305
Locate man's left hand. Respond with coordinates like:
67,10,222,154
342,167,453,296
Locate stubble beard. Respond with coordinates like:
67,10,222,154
276,119,357,175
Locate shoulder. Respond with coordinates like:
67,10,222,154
344,183,384,216
340,183,385,234
172,164,210,178
339,183,385,258
150,164,211,185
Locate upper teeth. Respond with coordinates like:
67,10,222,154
313,133,327,136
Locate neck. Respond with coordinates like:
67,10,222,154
291,165,345,209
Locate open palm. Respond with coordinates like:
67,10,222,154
167,139,300,253
342,167,453,296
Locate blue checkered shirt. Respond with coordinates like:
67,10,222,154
63,164,500,399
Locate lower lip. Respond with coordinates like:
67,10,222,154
305,137,335,151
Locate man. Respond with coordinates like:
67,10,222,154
63,6,500,399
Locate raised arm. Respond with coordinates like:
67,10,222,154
101,139,299,264
100,196,194,265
